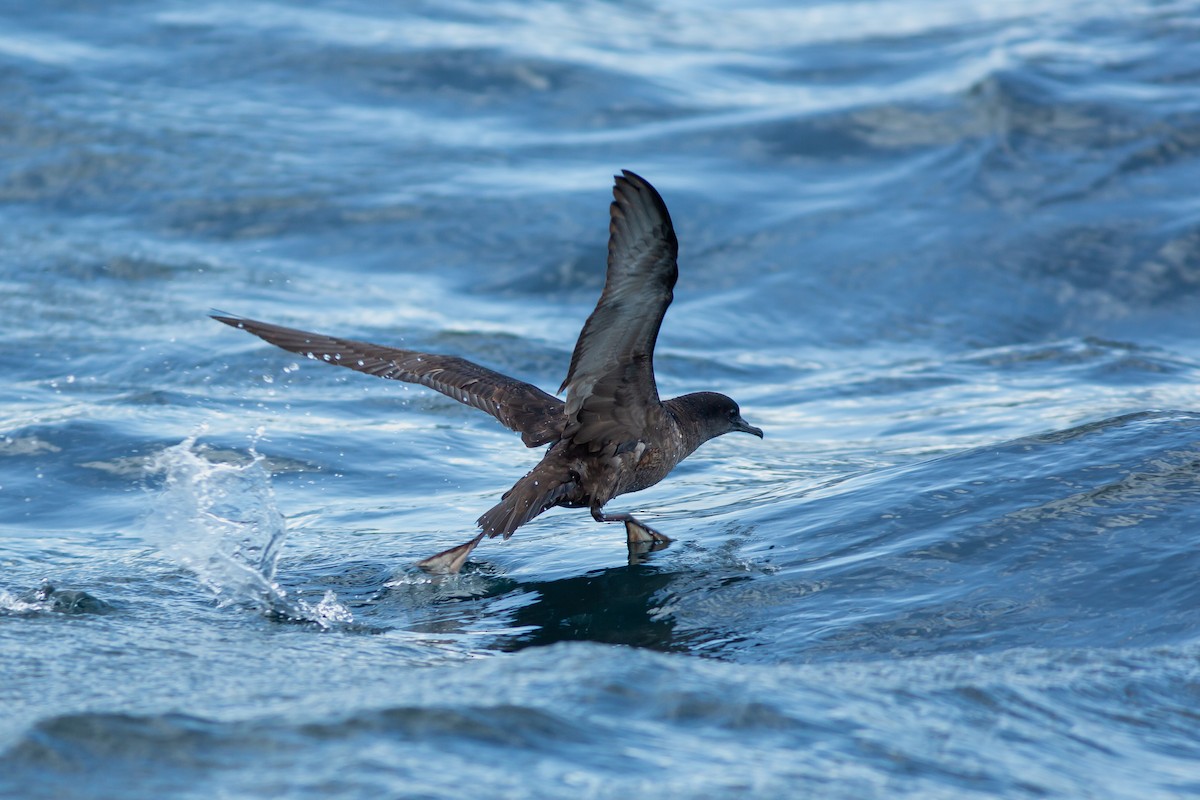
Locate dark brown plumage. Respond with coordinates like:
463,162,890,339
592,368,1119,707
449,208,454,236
213,170,762,572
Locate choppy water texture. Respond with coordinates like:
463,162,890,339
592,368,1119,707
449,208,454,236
3,2,1200,798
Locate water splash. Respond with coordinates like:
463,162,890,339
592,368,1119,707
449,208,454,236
0,589,41,615
146,436,353,628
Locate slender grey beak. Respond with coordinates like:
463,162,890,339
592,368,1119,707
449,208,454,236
734,415,764,438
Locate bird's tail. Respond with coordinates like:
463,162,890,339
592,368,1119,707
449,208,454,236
477,464,577,539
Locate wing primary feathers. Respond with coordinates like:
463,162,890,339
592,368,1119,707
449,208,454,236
211,315,564,447
556,170,680,451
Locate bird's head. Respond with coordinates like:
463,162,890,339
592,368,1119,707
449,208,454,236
670,391,763,445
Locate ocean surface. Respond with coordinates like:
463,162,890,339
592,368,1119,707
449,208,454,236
3,1,1200,797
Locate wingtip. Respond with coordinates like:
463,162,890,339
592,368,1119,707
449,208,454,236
613,169,668,210
614,169,656,199
210,312,246,329
609,169,677,256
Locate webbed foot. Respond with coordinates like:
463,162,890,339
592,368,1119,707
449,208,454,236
416,532,485,574
626,519,672,564
623,517,672,547
589,507,672,565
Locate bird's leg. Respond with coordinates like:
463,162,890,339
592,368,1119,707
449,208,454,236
590,506,672,549
415,532,485,575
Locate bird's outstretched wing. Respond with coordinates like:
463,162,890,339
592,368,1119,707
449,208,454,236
559,170,678,453
212,315,564,447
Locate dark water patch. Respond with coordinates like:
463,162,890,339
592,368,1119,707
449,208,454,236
500,564,685,652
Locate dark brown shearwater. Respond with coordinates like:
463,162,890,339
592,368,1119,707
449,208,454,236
213,170,762,572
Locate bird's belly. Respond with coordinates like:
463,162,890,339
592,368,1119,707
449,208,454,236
556,439,680,510
621,446,674,494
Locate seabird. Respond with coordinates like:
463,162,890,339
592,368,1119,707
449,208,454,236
213,170,763,573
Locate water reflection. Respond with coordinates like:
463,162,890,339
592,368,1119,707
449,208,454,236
502,564,685,653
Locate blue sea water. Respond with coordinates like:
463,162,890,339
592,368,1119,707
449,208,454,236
3,1,1200,797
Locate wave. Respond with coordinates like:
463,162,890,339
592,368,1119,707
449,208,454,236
3,641,1198,799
